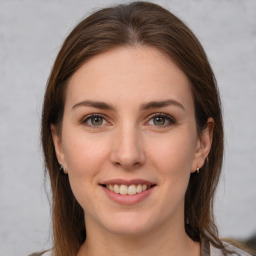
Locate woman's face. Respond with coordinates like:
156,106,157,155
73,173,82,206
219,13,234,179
52,46,212,237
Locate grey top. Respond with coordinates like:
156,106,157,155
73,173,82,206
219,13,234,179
28,238,252,256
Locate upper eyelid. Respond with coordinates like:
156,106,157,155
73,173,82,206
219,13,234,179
147,112,175,121
149,112,172,117
81,113,108,123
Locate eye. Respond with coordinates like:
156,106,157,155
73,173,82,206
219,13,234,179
82,114,107,127
148,113,175,127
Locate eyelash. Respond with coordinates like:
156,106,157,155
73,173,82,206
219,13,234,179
81,114,108,128
147,113,176,127
81,113,176,128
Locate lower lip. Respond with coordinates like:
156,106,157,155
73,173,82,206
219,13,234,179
101,186,155,205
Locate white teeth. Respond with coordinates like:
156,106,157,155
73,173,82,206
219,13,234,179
105,184,153,195
128,185,136,195
136,184,142,193
113,184,120,193
120,184,128,195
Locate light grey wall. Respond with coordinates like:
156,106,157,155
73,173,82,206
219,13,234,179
0,0,255,255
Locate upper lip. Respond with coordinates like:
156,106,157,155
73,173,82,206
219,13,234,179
100,179,156,186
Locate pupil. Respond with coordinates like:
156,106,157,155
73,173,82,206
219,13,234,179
154,117,165,125
92,117,102,125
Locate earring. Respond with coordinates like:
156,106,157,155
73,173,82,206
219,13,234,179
196,167,200,174
59,164,67,174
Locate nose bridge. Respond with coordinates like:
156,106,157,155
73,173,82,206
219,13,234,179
110,122,145,168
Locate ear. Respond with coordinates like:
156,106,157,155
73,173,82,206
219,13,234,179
192,118,214,173
51,124,67,171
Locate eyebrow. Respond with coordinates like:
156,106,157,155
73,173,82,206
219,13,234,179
72,100,114,110
141,99,185,111
72,99,185,111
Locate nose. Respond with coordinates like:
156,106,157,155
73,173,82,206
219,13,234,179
109,125,145,169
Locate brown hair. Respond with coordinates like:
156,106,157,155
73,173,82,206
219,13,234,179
41,2,225,255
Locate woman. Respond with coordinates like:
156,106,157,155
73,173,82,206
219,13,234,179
31,1,251,256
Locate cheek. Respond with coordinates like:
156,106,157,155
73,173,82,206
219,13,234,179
148,131,196,176
62,130,110,179
62,132,110,210
141,132,195,222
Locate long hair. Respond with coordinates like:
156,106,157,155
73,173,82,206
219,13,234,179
41,2,224,255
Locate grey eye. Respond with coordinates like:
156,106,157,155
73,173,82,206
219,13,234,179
83,115,107,126
90,116,104,125
153,116,166,125
148,114,175,127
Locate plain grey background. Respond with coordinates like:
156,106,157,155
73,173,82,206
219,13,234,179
0,0,255,255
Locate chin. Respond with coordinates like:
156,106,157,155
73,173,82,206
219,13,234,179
99,211,158,236
106,223,151,237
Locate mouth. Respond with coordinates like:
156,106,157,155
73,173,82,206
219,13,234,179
101,183,156,195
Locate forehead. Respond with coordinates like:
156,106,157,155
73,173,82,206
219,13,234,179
66,46,193,109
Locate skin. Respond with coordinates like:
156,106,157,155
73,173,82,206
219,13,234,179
52,46,213,256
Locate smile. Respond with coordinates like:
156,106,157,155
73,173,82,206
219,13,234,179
100,179,156,204
103,184,154,195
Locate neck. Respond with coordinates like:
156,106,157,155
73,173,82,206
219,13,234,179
77,216,200,256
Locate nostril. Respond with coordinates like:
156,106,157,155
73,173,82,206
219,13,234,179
109,140,146,169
